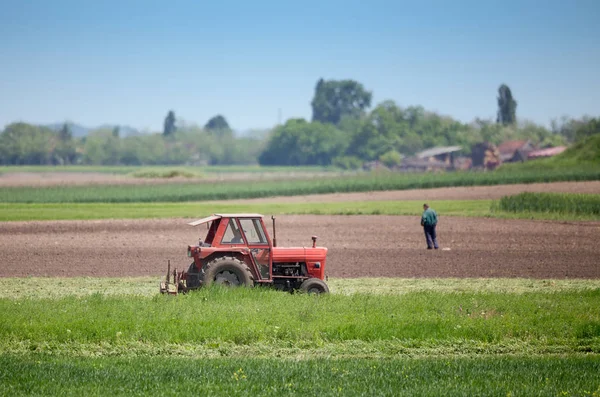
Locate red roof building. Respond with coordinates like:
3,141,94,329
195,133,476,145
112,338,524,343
497,140,535,162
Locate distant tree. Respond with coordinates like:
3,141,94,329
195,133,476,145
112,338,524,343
311,78,372,125
259,119,347,166
83,128,121,165
574,117,600,142
205,115,230,131
55,123,77,165
496,84,517,125
0,123,55,165
59,123,72,141
163,110,176,136
112,125,120,138
379,150,403,168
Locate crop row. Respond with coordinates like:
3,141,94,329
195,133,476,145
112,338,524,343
2,167,600,203
496,192,600,215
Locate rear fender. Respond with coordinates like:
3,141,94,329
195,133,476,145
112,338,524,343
194,248,259,281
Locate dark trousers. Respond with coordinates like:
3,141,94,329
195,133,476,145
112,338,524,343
424,225,438,249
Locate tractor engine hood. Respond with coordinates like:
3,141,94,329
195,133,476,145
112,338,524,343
272,246,328,265
272,246,328,279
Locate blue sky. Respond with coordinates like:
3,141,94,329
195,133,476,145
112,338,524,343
1,0,599,132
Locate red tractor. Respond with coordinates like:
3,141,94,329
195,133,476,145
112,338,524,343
160,213,329,295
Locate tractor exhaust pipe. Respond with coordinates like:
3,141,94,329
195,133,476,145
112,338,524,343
271,216,277,247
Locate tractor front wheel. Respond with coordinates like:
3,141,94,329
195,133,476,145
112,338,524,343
203,257,254,288
299,278,329,294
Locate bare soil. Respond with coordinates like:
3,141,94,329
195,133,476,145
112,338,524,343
1,216,598,279
0,171,336,187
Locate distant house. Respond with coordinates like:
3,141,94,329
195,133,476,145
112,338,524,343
397,146,463,172
527,146,567,159
497,140,535,163
414,146,463,169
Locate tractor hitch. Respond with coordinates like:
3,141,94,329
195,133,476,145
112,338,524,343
159,260,187,295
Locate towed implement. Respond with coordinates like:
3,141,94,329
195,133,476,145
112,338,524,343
160,213,329,294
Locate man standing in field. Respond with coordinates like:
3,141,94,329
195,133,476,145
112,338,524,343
421,203,439,249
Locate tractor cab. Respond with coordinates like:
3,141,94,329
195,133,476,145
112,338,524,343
160,213,329,294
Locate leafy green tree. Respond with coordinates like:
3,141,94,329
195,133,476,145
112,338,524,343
379,150,403,168
574,117,600,142
550,116,577,143
259,119,347,166
55,123,77,165
311,79,372,125
163,110,177,136
497,84,517,125
0,123,55,165
205,115,230,132
59,123,72,141
83,129,121,165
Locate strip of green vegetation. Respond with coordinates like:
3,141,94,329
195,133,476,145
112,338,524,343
494,192,600,216
3,199,600,222
1,354,598,397
2,167,600,203
0,200,492,221
3,277,600,299
1,287,599,353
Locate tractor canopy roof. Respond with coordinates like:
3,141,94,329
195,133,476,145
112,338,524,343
187,213,265,227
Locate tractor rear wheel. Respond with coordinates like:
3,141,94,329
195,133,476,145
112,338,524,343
203,257,254,288
299,278,329,294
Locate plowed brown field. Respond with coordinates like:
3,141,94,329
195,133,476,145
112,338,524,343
1,215,598,278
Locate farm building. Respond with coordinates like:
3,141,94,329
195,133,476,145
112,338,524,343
398,146,463,172
497,140,535,163
416,146,462,167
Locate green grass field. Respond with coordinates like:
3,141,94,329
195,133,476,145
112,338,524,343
2,199,599,222
1,279,599,395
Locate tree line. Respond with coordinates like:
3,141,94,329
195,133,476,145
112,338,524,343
1,80,598,166
0,115,265,166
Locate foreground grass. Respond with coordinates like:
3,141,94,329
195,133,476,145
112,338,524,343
2,199,599,222
1,354,598,396
2,280,599,395
1,286,599,356
2,167,599,203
